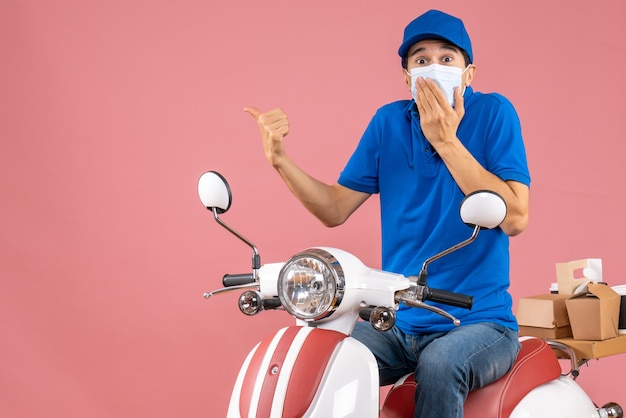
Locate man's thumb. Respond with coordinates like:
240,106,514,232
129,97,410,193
243,106,261,120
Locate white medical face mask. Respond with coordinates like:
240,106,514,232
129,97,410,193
408,64,469,107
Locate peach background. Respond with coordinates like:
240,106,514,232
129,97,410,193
1,0,625,417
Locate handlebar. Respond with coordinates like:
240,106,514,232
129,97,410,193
423,287,473,310
222,273,255,287
263,298,282,310
359,306,375,322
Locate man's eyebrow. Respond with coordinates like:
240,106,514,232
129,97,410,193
440,44,460,53
408,46,426,58
408,42,461,58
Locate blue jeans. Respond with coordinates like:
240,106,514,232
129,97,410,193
351,321,520,418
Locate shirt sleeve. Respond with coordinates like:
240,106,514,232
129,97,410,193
337,110,382,194
482,94,531,187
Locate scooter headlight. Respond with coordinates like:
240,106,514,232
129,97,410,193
278,248,345,321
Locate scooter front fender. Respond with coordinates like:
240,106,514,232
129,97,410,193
227,326,379,418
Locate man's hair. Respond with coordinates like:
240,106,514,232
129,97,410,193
401,47,471,70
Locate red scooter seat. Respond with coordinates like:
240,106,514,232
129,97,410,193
380,337,562,418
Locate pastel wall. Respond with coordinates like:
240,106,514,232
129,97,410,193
1,1,624,417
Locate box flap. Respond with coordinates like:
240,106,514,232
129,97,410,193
589,282,621,300
569,282,621,301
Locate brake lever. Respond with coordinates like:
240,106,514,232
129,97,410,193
395,282,461,326
203,282,259,299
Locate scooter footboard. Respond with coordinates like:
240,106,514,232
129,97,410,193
227,326,379,418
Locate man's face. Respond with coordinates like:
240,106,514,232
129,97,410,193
403,39,475,91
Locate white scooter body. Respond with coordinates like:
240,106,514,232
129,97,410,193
511,377,598,417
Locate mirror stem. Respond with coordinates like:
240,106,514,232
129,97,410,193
212,208,261,278
417,225,480,286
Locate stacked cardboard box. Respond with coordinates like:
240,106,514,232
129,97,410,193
517,294,571,339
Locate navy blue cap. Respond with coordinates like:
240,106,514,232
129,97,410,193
398,10,473,63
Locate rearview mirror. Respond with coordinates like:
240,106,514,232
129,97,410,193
198,171,232,214
459,191,507,229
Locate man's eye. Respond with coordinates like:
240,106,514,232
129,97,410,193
415,58,427,65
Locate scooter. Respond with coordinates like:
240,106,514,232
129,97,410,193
198,170,623,418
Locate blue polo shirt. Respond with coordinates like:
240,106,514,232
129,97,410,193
338,87,530,333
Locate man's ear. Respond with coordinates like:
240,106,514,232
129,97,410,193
403,68,412,91
464,64,477,87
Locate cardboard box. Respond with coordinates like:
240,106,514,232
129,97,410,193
555,334,626,359
565,283,621,340
613,285,626,333
517,294,572,339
